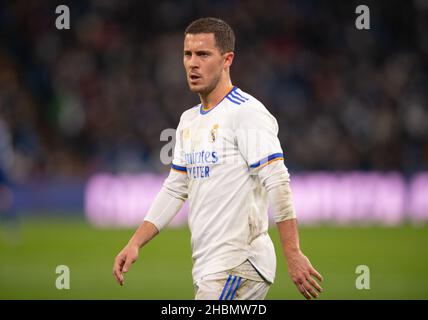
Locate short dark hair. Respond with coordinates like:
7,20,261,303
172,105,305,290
184,17,235,54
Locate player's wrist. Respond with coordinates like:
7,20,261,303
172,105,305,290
127,237,143,249
283,245,301,258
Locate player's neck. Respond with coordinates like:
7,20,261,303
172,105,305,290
200,80,234,110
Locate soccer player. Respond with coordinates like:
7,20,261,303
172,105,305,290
113,17,323,300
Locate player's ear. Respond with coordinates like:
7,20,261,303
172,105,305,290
224,52,234,68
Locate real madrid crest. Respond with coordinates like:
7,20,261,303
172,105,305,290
209,124,219,143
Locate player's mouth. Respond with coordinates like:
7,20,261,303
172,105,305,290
189,74,202,83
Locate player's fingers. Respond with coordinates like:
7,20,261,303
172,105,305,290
310,268,323,283
113,255,125,272
303,281,319,299
122,257,134,273
296,283,311,300
307,275,323,293
117,272,125,286
113,268,124,286
112,259,122,278
113,256,126,285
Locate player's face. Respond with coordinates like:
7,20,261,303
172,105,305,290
183,33,230,95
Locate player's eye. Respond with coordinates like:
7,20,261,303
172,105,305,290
197,51,209,57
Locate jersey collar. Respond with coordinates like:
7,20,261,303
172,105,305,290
200,86,237,115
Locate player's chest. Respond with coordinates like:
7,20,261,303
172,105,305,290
181,116,235,153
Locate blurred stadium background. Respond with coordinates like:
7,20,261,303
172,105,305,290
1,0,428,299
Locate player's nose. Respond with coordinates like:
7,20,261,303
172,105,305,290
188,56,199,68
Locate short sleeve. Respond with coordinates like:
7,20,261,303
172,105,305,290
235,103,284,171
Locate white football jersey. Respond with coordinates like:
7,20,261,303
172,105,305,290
171,86,284,284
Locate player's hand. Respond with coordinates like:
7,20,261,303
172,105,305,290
113,243,139,286
286,250,323,300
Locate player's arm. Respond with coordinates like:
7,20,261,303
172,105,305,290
112,169,188,286
258,161,323,299
234,101,323,299
277,219,324,300
113,220,158,286
113,116,189,286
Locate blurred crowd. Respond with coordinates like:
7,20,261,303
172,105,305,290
1,0,428,183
